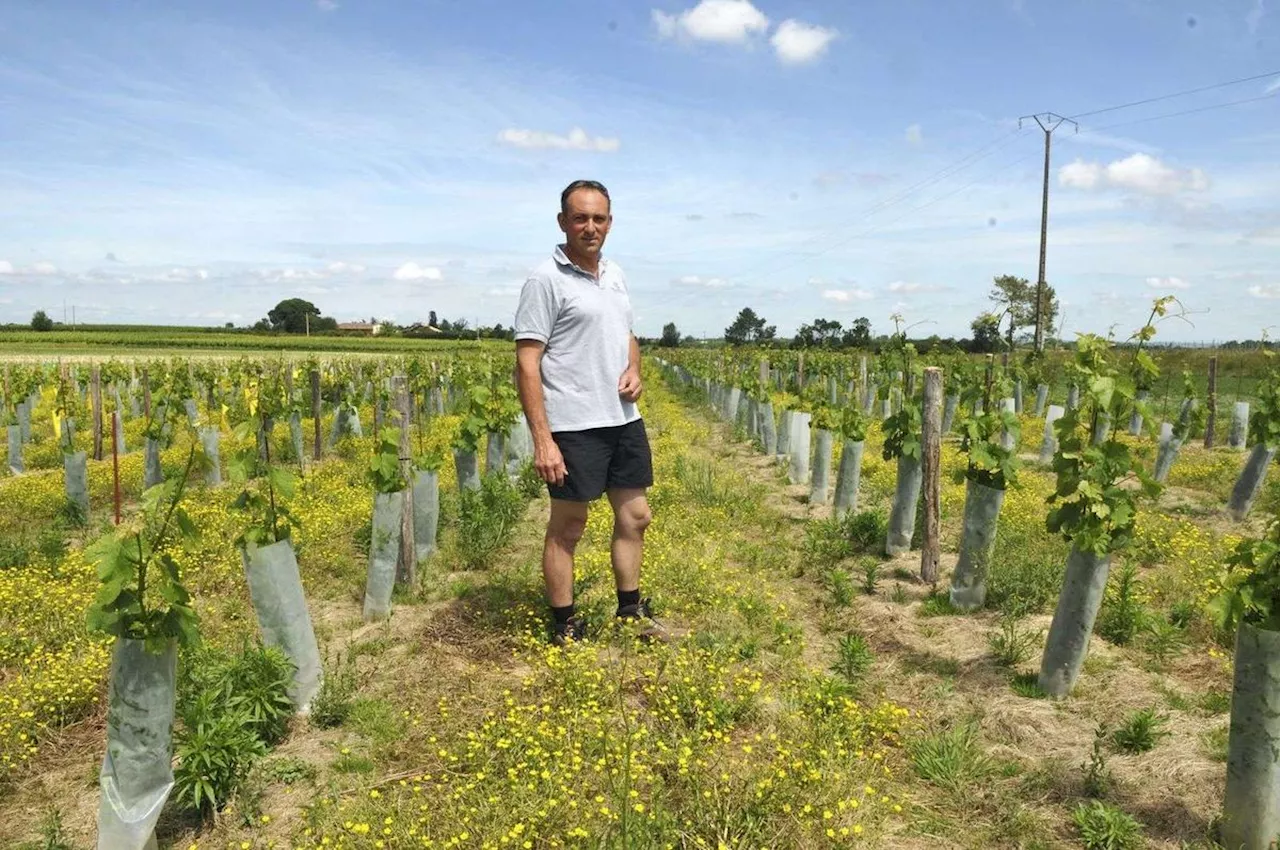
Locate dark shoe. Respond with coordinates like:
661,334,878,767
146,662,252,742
551,615,587,647
616,597,673,643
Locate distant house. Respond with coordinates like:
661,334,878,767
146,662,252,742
337,321,382,335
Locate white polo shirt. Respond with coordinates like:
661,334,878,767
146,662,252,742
514,245,640,433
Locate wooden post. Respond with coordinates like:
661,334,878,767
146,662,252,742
91,365,103,461
141,368,152,419
112,410,121,525
393,376,416,588
920,367,943,585
310,369,322,461
1205,356,1218,449
797,352,806,391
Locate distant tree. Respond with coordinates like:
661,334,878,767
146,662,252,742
841,317,872,348
30,310,53,332
224,321,234,329
252,318,272,332
724,307,776,346
660,322,681,347
793,317,843,348
681,335,697,347
266,298,331,334
428,310,439,328
970,312,1003,353
989,274,1058,350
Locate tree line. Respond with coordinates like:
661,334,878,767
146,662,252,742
653,275,1061,353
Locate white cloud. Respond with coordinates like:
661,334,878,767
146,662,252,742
30,261,58,275
905,124,924,146
327,261,366,274
887,280,945,293
672,274,731,288
316,0,338,11
1266,78,1280,95
1248,284,1280,299
770,19,838,64
1059,153,1209,195
822,288,873,302
496,127,620,153
392,262,443,282
0,261,13,274
652,0,769,43
1144,276,1190,290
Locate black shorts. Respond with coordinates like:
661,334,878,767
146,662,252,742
549,419,654,502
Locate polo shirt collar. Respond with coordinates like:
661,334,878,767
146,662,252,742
554,244,607,281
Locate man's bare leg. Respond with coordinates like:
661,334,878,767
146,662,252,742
544,499,589,608
607,488,652,594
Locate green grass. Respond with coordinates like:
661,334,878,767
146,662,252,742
908,723,993,792
1010,672,1048,699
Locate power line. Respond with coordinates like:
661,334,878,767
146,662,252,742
1080,90,1279,135
1068,69,1280,120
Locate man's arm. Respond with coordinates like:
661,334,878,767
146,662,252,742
618,334,643,402
516,340,566,485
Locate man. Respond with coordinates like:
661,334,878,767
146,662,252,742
513,179,660,646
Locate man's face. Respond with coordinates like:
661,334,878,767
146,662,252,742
558,189,612,259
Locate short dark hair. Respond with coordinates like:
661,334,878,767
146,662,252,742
560,180,611,214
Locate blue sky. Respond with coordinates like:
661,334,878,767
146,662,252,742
0,0,1277,341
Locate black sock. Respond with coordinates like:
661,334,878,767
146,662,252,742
551,604,576,626
616,588,641,611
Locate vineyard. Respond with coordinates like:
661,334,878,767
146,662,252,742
1,325,1279,849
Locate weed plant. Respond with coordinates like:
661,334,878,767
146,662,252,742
1082,724,1112,798
1111,708,1170,754
1072,801,1144,850
1096,563,1147,646
310,651,359,729
456,472,525,569
987,616,1041,667
832,633,874,683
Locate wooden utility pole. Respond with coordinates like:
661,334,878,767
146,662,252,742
393,376,417,588
91,366,103,461
1205,356,1218,448
921,367,943,585
1020,112,1077,354
310,370,322,461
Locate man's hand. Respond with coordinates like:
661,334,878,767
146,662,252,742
534,438,568,486
618,366,643,403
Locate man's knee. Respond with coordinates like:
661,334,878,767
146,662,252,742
547,513,587,550
615,502,652,537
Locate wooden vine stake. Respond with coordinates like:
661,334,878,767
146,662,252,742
310,369,322,461
1204,356,1218,449
393,376,417,588
920,367,943,585
91,365,104,461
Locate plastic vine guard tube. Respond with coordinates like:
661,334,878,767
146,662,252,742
6,425,22,473
1034,384,1049,417
949,478,1004,611
363,489,405,621
809,428,833,505
64,450,89,520
242,539,322,711
143,439,163,491
1229,402,1250,450
454,449,480,493
833,439,864,520
1039,546,1111,697
1039,405,1065,465
413,469,440,562
95,639,176,850
1221,622,1280,850
787,412,811,486
885,453,922,557
1228,444,1276,521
